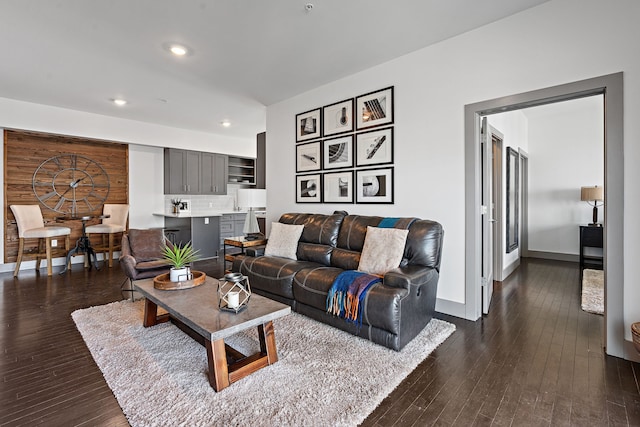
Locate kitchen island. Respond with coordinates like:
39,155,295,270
153,211,249,259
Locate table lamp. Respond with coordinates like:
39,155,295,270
580,185,604,226
237,189,266,240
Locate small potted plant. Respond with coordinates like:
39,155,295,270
170,198,182,214
162,241,201,282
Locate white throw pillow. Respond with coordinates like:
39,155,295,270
264,222,304,260
358,226,409,275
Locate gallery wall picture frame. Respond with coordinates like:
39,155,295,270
355,86,394,130
323,98,354,136
296,174,322,203
355,167,394,204
355,126,394,167
322,135,353,170
323,170,354,204
296,108,322,142
296,141,322,173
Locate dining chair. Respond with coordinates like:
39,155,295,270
85,204,129,267
10,205,71,276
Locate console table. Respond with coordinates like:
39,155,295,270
579,225,603,270
223,236,267,273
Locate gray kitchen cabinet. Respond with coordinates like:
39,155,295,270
164,215,220,259
201,153,228,195
219,213,246,249
164,148,200,194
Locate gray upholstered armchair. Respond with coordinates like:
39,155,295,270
120,229,172,299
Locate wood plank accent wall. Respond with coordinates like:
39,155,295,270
4,130,129,263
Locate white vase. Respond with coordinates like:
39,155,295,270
170,267,188,282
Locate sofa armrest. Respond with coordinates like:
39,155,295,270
383,265,438,290
120,254,139,279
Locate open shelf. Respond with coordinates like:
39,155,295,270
228,156,256,185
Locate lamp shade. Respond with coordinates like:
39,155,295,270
580,186,603,202
237,189,267,209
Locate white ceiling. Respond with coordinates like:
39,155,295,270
1,0,550,140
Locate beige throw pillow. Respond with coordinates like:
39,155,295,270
264,222,304,260
358,226,409,275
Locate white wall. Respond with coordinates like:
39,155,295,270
265,0,640,342
526,96,604,255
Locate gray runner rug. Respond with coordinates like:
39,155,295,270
581,268,604,315
72,300,455,427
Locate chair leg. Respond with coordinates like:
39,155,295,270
120,277,136,301
65,235,71,270
108,233,115,268
35,238,43,271
14,238,24,277
45,237,53,276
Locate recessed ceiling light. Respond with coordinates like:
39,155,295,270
163,42,192,57
221,120,231,128
170,45,187,56
112,98,127,106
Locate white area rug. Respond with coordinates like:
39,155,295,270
581,268,604,315
72,300,455,427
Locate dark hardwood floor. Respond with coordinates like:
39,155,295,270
1,257,638,426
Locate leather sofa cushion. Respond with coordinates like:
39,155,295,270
279,211,346,247
404,220,445,270
330,247,360,271
336,215,383,252
297,242,333,265
236,255,320,300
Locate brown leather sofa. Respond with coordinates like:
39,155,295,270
232,211,444,351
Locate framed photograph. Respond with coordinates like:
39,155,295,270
355,86,394,130
355,127,393,167
323,98,354,136
356,167,394,204
323,171,354,203
296,141,321,172
296,108,322,142
322,135,353,170
296,174,322,203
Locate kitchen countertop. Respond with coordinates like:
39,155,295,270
153,210,265,218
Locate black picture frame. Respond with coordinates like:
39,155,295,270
355,126,393,167
355,167,394,204
323,170,354,204
296,108,322,142
355,86,394,130
296,141,322,173
322,135,353,170
506,147,519,253
296,174,322,203
323,98,354,136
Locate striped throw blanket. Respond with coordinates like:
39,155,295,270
326,270,381,327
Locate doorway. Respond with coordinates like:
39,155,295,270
464,73,624,358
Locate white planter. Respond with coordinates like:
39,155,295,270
170,267,188,282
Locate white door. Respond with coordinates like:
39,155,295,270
481,117,494,314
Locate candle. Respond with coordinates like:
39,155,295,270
227,291,240,309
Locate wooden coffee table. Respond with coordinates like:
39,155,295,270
134,276,291,391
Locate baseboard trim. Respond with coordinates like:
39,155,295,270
435,298,466,319
525,251,578,263
502,259,521,280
